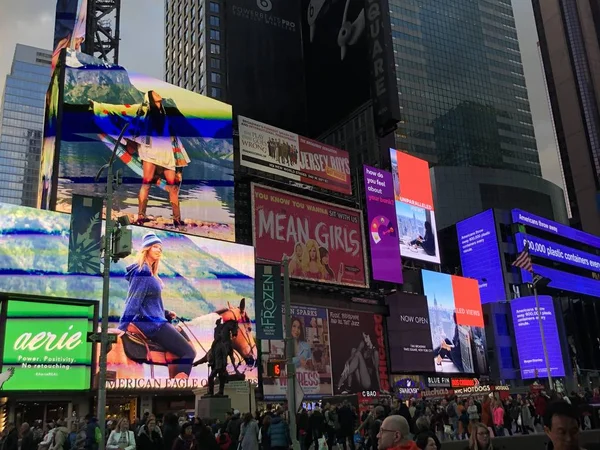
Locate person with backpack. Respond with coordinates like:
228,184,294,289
50,420,70,450
267,412,291,450
84,416,100,450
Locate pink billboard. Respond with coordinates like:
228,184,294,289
252,184,368,288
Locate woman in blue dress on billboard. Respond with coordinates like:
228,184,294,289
90,90,191,227
291,317,312,369
118,232,196,378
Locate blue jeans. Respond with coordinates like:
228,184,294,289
153,322,196,376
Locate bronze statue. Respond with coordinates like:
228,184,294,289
194,318,239,396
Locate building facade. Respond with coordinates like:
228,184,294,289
532,0,600,236
164,0,225,100
0,44,51,207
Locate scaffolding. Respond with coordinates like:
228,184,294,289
83,0,121,64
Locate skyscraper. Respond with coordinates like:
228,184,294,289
164,0,225,100
532,0,600,235
0,44,52,207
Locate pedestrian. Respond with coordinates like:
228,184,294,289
195,419,219,450
84,416,99,450
466,399,479,436
268,411,291,450
4,423,18,450
21,423,37,450
163,414,180,450
414,432,440,450
226,411,243,450
297,409,309,450
466,423,491,450
544,401,582,450
137,418,163,450
338,402,356,450
240,413,259,450
172,423,196,450
375,415,418,450
106,418,135,450
258,415,271,450
491,400,504,437
74,423,86,450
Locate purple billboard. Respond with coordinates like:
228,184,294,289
457,210,506,304
511,295,565,379
364,166,403,283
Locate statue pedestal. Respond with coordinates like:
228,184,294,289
194,390,232,420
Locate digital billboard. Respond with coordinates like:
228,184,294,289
251,184,368,288
422,270,488,374
386,292,433,373
0,202,256,389
329,310,389,394
512,209,600,249
43,50,235,241
511,295,565,379
363,165,403,284
226,0,307,135
261,306,388,399
302,0,369,137
239,116,351,195
52,0,87,69
261,305,332,399
390,150,440,264
457,209,506,304
1,300,94,391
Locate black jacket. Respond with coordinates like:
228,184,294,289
4,429,18,450
226,417,242,444
137,427,163,450
21,431,37,450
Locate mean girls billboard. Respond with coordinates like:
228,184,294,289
251,184,368,288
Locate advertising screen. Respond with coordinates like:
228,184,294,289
252,184,368,288
386,293,433,373
302,0,369,137
457,210,506,304
52,0,87,69
239,117,351,195
226,0,307,135
512,209,600,250
422,270,488,374
261,305,332,399
390,150,440,264
363,166,403,284
45,50,235,241
0,202,256,389
329,310,388,395
1,300,94,391
511,296,565,379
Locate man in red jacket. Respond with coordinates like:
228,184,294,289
376,416,418,450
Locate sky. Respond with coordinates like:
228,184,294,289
0,0,566,203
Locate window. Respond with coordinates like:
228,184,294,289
210,43,221,55
210,15,220,26
211,72,221,84
210,29,220,40
211,87,222,98
211,58,221,69
210,2,220,12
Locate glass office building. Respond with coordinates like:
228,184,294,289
0,44,51,206
389,0,541,176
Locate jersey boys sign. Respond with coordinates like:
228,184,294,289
240,117,352,195
252,184,368,288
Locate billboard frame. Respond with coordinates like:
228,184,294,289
251,182,370,288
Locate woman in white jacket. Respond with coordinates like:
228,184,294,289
107,418,136,450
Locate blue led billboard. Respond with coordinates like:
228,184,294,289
512,209,600,250
457,210,506,304
511,295,565,379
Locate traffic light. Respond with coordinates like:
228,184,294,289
266,361,284,377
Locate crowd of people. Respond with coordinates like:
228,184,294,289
0,389,597,450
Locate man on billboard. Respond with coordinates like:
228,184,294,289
90,90,191,227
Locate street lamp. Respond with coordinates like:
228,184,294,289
94,123,130,450
531,274,553,391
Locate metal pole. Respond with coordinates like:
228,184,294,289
96,161,113,450
96,123,128,450
283,258,298,449
533,282,553,391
